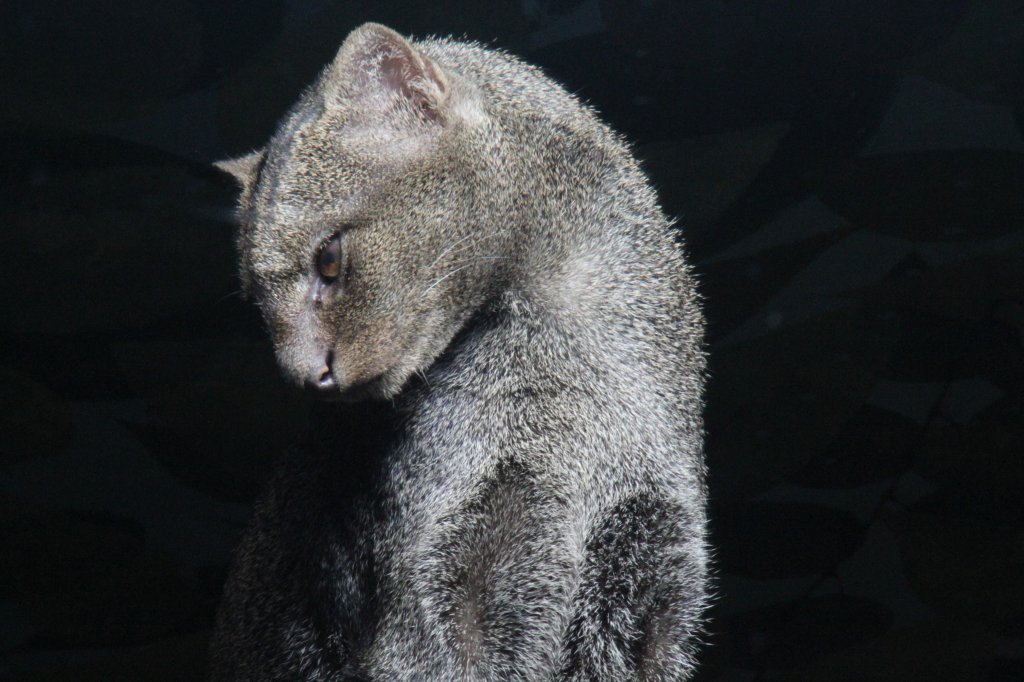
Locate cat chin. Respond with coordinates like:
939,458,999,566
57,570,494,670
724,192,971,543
337,381,383,403
335,365,412,403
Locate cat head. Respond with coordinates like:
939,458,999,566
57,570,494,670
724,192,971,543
216,23,503,401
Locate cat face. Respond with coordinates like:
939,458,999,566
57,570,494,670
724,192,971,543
218,24,498,401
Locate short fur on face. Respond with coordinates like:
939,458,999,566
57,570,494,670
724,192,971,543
219,24,500,399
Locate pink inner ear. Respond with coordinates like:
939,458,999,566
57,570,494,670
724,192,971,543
374,42,445,122
380,51,417,99
327,24,449,125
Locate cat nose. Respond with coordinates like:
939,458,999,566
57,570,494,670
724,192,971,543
303,351,337,393
305,369,336,392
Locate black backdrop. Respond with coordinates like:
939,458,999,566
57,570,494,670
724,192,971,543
1,1,1022,679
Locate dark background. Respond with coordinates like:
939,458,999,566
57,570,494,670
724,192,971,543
1,1,1022,679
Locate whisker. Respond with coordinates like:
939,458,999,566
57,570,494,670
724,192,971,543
422,262,478,295
422,255,509,296
216,289,245,304
427,231,501,269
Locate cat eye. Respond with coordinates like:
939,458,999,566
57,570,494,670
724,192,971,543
317,234,343,280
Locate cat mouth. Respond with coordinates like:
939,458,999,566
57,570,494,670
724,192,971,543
302,378,376,403
336,374,387,403
300,354,386,403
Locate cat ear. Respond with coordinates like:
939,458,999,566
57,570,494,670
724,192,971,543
327,23,449,123
214,149,265,193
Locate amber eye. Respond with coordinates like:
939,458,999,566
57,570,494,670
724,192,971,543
317,234,342,280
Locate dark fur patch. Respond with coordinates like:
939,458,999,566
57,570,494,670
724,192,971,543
429,460,571,677
562,493,706,681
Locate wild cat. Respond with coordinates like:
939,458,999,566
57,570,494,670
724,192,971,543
211,22,708,681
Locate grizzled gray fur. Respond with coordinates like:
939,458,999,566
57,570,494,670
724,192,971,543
210,22,708,681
